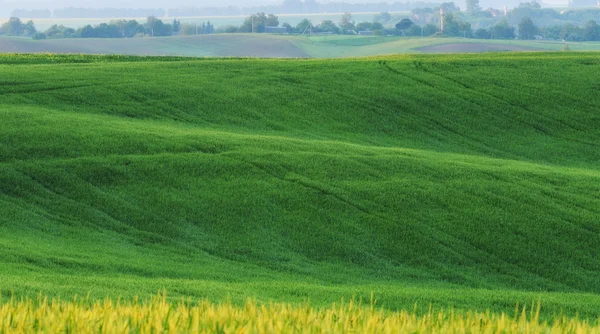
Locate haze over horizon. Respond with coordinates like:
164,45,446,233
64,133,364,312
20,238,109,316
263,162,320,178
0,0,568,16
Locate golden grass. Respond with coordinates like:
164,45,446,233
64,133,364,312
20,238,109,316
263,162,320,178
0,293,599,333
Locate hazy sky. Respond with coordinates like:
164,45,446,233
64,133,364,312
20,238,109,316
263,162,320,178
0,0,566,17
7,0,281,8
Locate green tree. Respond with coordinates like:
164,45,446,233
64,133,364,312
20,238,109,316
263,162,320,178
518,17,537,39
296,18,311,33
0,17,23,35
560,24,583,41
78,25,96,38
458,21,473,37
465,0,481,15
374,12,392,23
240,13,268,33
282,23,294,33
490,19,515,39
395,18,414,35
22,20,37,36
440,2,461,13
172,19,181,33
266,14,279,27
318,20,339,34
45,24,76,38
180,23,196,35
339,13,355,33
442,13,461,36
474,28,490,39
145,16,172,36
583,20,600,41
423,24,439,36
356,22,374,31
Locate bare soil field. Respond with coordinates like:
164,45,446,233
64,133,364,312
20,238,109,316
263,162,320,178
0,35,310,58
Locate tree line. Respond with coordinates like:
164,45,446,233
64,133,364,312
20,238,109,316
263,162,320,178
3,1,599,42
0,17,218,39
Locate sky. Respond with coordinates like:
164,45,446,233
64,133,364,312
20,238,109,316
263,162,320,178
0,0,568,18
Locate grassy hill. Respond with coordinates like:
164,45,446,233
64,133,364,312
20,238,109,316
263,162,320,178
3,34,600,58
1,53,600,318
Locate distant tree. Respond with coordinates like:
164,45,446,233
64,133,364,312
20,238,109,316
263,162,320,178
318,20,340,34
541,25,562,40
172,19,181,33
356,22,374,31
20,20,37,36
474,28,490,39
465,0,481,15
405,24,423,36
339,13,355,33
181,23,196,35
374,11,392,23
123,20,144,38
0,17,23,36
423,24,438,36
282,22,294,33
458,21,473,37
518,17,538,39
224,25,239,33
94,23,121,38
78,25,96,38
490,19,515,39
266,14,279,27
439,2,461,13
240,12,269,33
32,32,46,40
560,23,583,41
442,13,460,35
583,20,600,41
206,21,215,34
145,16,172,36
296,18,311,33
395,18,414,33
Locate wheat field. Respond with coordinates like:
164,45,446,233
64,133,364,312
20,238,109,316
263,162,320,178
0,294,598,333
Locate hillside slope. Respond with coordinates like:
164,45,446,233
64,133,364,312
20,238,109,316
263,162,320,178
1,53,599,314
4,35,600,58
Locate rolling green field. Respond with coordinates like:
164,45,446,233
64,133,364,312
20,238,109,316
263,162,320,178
1,53,600,321
3,34,600,58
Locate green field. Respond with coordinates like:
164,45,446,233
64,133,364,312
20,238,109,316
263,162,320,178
3,34,600,58
1,53,600,320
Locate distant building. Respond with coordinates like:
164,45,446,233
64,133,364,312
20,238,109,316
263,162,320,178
264,26,288,34
358,30,373,35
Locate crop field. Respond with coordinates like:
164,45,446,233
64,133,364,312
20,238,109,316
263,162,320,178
3,34,600,58
1,294,599,333
1,52,600,329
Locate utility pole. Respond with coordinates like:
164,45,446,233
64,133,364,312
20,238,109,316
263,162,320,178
440,7,444,33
